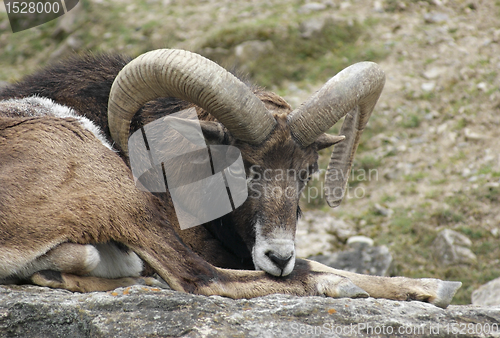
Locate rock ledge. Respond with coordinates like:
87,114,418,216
1,285,499,338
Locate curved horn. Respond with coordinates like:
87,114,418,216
108,49,276,155
287,62,385,207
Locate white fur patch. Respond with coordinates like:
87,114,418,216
89,243,143,279
0,96,114,151
252,221,296,277
84,245,101,272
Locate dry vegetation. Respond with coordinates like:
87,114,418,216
1,0,499,304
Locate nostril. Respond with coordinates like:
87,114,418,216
265,251,292,270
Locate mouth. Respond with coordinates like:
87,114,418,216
252,238,296,277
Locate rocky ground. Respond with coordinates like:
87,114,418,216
1,285,499,338
1,0,499,306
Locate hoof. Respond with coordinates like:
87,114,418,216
432,281,462,308
337,279,369,299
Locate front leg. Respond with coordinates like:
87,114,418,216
197,259,370,300
128,239,369,300
299,258,461,308
123,215,458,306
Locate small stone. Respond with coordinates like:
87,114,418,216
300,18,327,39
233,40,274,67
461,168,471,177
298,2,326,14
477,82,488,91
373,0,384,12
421,82,436,92
424,12,449,24
464,128,488,140
66,36,83,49
423,67,445,79
374,203,394,217
347,235,374,247
339,1,351,10
437,122,448,133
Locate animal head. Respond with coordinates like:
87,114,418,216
107,49,385,277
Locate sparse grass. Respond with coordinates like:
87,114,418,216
430,177,448,185
360,202,499,304
403,171,426,182
454,117,467,130
458,226,486,240
477,165,498,176
0,0,181,81
380,194,397,203
201,17,386,87
359,155,382,171
432,208,464,224
401,113,422,128
390,211,414,234
475,185,500,203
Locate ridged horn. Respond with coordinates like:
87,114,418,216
287,62,385,207
108,49,276,155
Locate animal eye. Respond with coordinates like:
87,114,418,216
299,163,318,183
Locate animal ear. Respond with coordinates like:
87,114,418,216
315,133,345,150
200,121,227,144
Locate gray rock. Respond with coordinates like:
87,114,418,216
465,127,489,140
423,67,446,80
234,40,274,64
309,236,393,276
300,18,326,39
421,82,436,92
433,229,477,266
0,285,498,337
472,277,500,306
424,12,449,24
298,2,327,14
299,15,344,39
373,203,394,217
